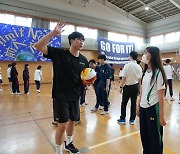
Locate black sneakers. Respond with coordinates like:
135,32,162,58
64,141,79,153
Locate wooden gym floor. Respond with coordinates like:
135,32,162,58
0,81,180,154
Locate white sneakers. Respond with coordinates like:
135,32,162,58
100,111,109,115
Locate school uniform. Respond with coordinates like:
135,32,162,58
10,67,20,93
120,61,142,121
97,64,111,112
23,68,30,94
0,73,3,84
93,66,101,108
7,67,12,82
34,69,42,90
163,64,174,97
140,70,165,154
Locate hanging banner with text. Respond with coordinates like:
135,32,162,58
0,23,61,62
98,37,135,65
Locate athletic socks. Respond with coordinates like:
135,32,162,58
66,136,73,145
56,144,62,154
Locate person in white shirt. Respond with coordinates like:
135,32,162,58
34,65,42,93
163,59,177,101
0,67,3,92
137,46,167,154
119,68,123,83
7,64,12,90
177,68,180,104
117,51,142,125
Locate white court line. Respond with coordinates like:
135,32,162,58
89,117,180,149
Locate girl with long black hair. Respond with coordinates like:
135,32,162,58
137,46,167,154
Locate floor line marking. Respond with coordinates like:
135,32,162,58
89,117,180,150
29,112,56,151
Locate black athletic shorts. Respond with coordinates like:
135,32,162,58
54,94,80,123
8,77,12,82
0,79,2,83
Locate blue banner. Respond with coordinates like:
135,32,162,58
98,37,135,65
0,23,61,62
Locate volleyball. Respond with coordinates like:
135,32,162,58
81,68,96,83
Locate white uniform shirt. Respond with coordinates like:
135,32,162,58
0,73,2,80
119,70,123,78
140,70,165,108
7,68,11,78
163,64,174,79
34,69,42,81
122,61,142,85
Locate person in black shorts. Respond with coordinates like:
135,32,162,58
34,21,88,154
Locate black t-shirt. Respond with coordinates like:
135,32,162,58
44,47,88,101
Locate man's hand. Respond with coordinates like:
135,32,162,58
53,21,66,35
119,87,123,94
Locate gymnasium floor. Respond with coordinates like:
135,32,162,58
0,81,179,154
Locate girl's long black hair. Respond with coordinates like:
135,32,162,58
142,46,167,86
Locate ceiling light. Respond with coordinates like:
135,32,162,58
145,7,149,10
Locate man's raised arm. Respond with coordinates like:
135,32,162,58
34,21,66,55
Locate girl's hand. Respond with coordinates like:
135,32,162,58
160,115,166,126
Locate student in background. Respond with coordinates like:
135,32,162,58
110,63,117,89
177,68,180,104
89,59,102,112
7,64,12,90
119,68,123,83
163,59,178,101
137,46,167,154
23,64,30,94
34,65,42,93
11,63,21,95
97,54,111,115
0,67,3,92
117,51,142,125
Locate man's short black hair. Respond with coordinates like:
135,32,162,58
89,59,96,64
11,63,16,67
130,51,138,60
110,63,113,67
68,32,85,46
98,54,106,60
8,64,11,67
136,59,141,64
165,58,171,63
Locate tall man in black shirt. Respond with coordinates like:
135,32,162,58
34,21,88,154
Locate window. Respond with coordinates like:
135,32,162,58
175,31,180,42
0,13,32,27
15,16,32,27
50,22,75,35
77,26,97,39
150,35,163,45
108,32,128,42
165,32,176,43
128,35,143,47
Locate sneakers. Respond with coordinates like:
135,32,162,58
36,89,40,93
170,97,175,101
80,103,86,107
117,119,126,125
16,92,22,95
75,120,81,125
64,141,79,153
100,111,109,115
99,106,104,110
52,121,58,126
129,120,135,125
91,108,98,113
